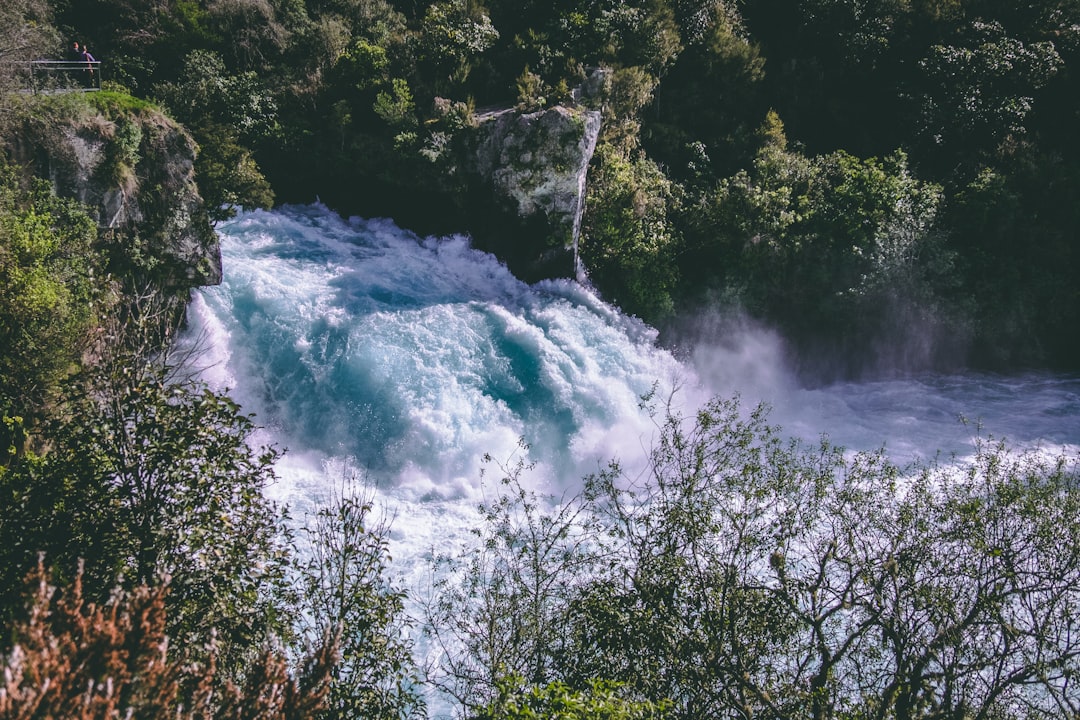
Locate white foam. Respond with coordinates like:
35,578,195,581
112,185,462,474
183,206,1080,718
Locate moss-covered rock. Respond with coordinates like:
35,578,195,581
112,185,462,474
4,92,220,287
466,105,601,279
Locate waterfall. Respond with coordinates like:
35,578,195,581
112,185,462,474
182,204,1080,715
571,110,602,283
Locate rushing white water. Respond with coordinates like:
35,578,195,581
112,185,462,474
182,204,1080,705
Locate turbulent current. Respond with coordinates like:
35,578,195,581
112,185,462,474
182,203,1080,652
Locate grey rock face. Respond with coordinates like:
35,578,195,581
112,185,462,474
11,105,220,287
468,105,601,278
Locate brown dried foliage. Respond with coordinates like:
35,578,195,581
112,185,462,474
0,559,337,720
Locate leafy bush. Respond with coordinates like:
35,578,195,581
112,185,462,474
680,127,961,372
0,559,336,719
581,145,680,322
475,676,669,720
0,164,103,439
427,395,1080,720
0,298,295,677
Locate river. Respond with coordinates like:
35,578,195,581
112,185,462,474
182,203,1080,708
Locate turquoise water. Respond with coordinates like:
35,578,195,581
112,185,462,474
186,204,691,503
182,204,1080,714
186,201,1080,501
183,205,1080,712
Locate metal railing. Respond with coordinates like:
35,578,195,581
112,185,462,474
19,60,103,93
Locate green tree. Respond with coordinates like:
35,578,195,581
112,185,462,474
428,394,1080,719
0,302,295,676
577,398,1080,718
373,77,418,132
0,0,59,113
647,3,766,178
915,19,1063,163
297,478,424,720
194,121,276,221
153,50,278,219
682,132,958,374
581,145,681,323
418,0,499,92
203,0,294,70
0,165,102,446
475,676,669,719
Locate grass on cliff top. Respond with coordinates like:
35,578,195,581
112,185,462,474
83,85,160,116
25,84,161,123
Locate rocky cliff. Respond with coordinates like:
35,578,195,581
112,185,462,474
464,105,601,281
5,93,220,287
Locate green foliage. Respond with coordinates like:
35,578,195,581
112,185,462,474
194,122,276,221
155,50,280,144
202,0,294,70
596,66,657,153
681,134,960,370
428,395,1080,719
339,39,392,92
915,19,1063,158
581,145,680,322
418,0,500,91
103,116,143,188
475,676,670,719
0,305,296,676
373,77,418,131
83,89,159,116
297,478,424,720
943,154,1080,365
515,66,546,111
153,50,278,218
645,4,765,178
0,164,102,433
0,0,60,118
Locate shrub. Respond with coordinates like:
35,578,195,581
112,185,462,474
0,559,336,719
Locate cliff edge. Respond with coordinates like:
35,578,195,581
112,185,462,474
4,92,220,287
464,104,601,281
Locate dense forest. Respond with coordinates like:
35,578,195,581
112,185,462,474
8,0,1080,374
3,1,1080,719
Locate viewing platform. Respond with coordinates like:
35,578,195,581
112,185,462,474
18,59,102,93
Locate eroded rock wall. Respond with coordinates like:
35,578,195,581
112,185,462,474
7,98,220,287
466,105,601,280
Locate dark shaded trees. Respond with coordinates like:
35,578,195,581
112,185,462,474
0,294,295,678
17,0,1077,370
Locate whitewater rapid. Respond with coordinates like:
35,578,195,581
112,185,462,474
182,204,1080,674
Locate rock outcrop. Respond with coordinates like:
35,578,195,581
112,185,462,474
6,95,220,287
465,105,601,281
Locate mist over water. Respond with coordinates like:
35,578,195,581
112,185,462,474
669,311,1080,462
182,205,1080,677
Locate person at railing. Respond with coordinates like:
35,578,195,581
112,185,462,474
80,44,97,88
66,41,84,86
